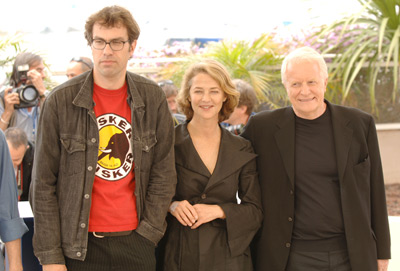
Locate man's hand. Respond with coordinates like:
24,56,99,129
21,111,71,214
0,87,17,131
27,69,46,95
43,264,67,271
2,87,19,112
377,259,389,271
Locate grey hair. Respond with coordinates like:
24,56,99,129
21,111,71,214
281,47,328,84
4,127,28,149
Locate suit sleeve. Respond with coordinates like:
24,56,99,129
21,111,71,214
368,116,391,259
219,140,263,257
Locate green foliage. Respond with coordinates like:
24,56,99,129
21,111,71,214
0,35,22,68
315,0,400,113
161,34,287,109
205,34,286,108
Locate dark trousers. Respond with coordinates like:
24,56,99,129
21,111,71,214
66,231,156,271
286,249,351,271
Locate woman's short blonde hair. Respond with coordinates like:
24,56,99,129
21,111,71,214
177,59,239,122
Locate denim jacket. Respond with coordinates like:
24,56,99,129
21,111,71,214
30,71,176,265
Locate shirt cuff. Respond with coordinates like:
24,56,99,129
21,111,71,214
0,217,28,242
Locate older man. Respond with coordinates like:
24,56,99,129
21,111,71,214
242,47,391,271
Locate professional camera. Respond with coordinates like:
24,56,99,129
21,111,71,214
0,65,39,109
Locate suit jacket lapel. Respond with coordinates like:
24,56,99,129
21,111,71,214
204,128,257,191
175,124,211,178
327,102,353,182
274,107,296,188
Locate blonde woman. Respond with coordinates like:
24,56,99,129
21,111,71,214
163,60,263,271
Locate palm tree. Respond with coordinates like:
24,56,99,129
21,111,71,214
315,0,400,113
206,34,286,108
161,34,287,109
0,35,22,66
0,35,22,88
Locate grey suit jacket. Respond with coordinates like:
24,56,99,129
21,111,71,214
242,100,391,271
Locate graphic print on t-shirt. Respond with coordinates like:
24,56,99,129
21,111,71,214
96,113,133,181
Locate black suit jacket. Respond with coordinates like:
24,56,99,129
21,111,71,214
242,101,391,271
162,124,263,270
20,141,34,201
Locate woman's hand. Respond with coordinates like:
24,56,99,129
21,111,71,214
190,204,225,229
169,200,198,227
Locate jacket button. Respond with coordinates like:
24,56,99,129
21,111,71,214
91,138,96,143
144,146,149,151
88,166,93,171
288,217,293,222
76,252,82,257
290,190,293,195
84,194,90,199
201,194,207,199
80,223,86,228
286,243,291,248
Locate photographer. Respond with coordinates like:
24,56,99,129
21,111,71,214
0,52,49,144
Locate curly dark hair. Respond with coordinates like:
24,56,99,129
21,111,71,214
84,5,140,46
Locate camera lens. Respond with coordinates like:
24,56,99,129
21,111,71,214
21,86,39,102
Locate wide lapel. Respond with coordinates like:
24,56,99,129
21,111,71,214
175,124,211,178
274,107,296,188
204,128,257,192
327,102,353,182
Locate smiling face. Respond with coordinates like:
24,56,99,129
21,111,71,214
91,22,136,85
189,72,226,123
284,60,327,119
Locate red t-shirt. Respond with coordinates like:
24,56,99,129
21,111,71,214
89,82,138,232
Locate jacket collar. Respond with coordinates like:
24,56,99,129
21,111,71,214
274,100,353,188
327,101,353,182
175,123,257,192
72,71,145,110
274,106,296,188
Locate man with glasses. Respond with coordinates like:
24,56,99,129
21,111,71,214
31,5,176,271
66,57,93,79
0,52,49,144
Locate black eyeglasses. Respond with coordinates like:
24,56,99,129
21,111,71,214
92,39,130,51
71,57,93,69
158,80,174,87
